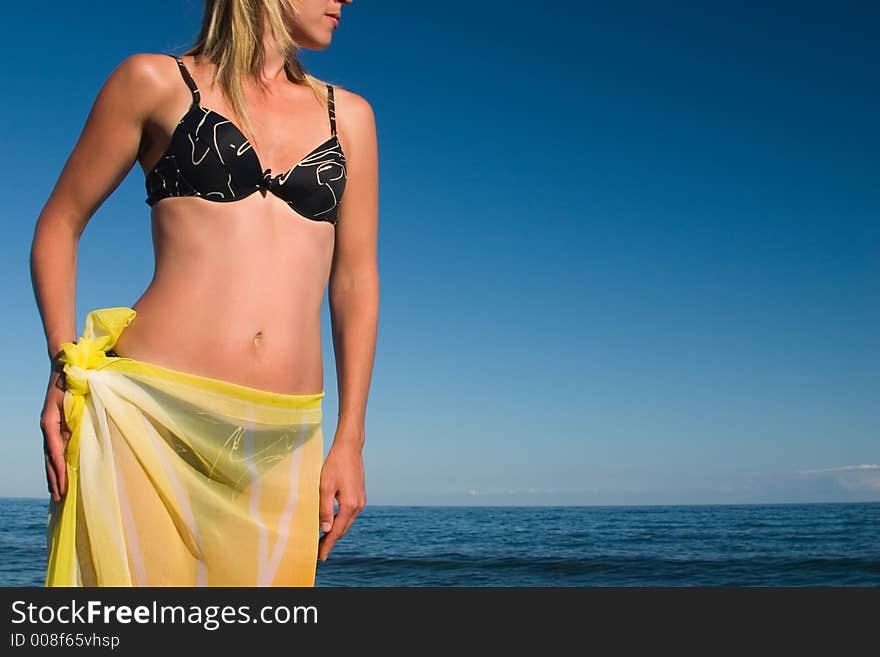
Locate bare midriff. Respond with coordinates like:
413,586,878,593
112,191,335,396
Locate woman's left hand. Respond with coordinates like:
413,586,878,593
317,438,366,561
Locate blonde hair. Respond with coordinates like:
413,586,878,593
181,0,341,153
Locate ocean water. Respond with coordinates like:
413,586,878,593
2,499,878,587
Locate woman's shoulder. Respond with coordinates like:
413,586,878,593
327,85,377,162
330,85,376,131
331,85,372,112
101,52,182,100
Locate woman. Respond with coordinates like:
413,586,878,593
30,0,376,586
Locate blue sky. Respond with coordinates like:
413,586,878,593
1,1,877,504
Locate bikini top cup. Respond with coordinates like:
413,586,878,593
145,55,347,225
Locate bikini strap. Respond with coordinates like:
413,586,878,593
327,84,337,136
172,55,201,105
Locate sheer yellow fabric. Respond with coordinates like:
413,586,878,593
46,307,325,587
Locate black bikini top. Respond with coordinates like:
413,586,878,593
145,55,346,225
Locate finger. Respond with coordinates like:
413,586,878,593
47,443,67,500
45,456,59,503
40,422,61,501
317,521,338,561
54,450,68,498
318,483,337,534
317,506,344,561
45,420,69,498
318,502,356,561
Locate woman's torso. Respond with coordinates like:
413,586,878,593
113,54,339,395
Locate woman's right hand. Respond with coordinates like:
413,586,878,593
40,370,71,503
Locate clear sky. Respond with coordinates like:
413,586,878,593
1,2,877,504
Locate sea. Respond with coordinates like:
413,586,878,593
1,499,878,587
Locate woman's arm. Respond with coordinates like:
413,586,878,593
30,54,160,501
319,90,379,560
329,91,380,447
31,53,158,361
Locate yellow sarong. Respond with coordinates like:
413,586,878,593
45,307,325,587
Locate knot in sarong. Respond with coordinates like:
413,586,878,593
58,337,112,396
58,307,137,398
56,306,137,448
